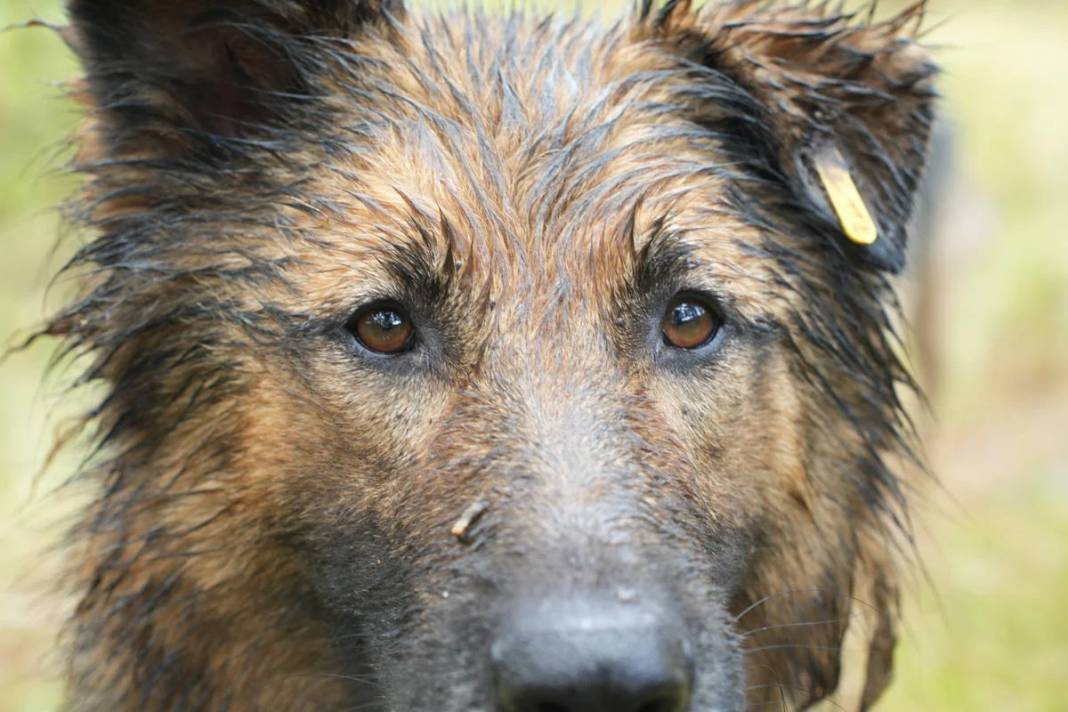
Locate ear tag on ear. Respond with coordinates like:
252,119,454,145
815,146,878,246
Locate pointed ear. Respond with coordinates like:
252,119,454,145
651,1,939,273
67,0,404,155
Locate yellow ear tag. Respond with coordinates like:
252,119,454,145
815,147,878,246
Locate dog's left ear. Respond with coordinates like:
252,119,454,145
644,1,939,273
66,0,405,155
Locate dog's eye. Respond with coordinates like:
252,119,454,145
349,304,415,355
661,295,721,350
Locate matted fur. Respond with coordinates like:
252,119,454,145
37,0,936,710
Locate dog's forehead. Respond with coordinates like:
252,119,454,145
298,14,761,300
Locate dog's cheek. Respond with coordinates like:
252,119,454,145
646,342,790,529
235,362,448,588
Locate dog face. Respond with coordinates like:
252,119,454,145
54,1,936,710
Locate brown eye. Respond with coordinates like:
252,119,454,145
351,304,415,354
661,295,720,350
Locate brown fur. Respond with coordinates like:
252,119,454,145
40,1,936,710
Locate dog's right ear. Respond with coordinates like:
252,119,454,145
638,1,937,274
67,0,404,155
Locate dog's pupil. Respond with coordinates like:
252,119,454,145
673,302,704,326
371,310,404,331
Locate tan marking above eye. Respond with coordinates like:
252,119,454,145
661,295,720,350
352,305,415,354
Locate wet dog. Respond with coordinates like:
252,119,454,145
44,1,937,709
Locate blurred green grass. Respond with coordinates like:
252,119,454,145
1,2,79,711
1,1,1066,711
878,3,1068,710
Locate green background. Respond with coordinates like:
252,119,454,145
2,1,1066,710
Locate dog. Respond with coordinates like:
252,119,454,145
40,0,938,709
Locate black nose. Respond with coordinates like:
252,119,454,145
492,596,693,712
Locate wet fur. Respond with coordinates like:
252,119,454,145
40,1,936,710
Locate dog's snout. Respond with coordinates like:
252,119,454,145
492,596,693,712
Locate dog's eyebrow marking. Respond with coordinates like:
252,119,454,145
628,216,700,293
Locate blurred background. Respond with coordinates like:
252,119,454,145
1,0,1066,710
